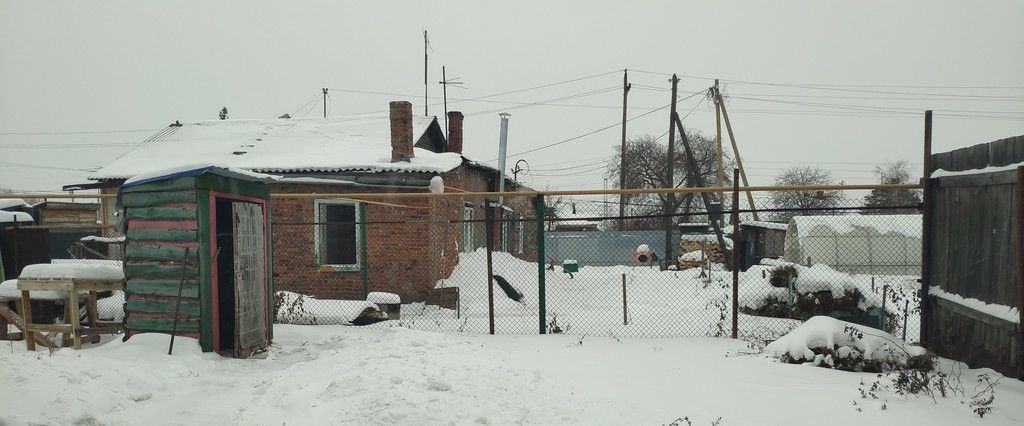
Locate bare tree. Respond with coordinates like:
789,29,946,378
769,166,843,222
607,131,733,230
863,160,921,214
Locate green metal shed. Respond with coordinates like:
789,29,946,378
121,165,274,358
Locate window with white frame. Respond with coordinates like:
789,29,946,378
314,200,363,270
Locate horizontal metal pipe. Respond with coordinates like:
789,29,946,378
1,183,921,200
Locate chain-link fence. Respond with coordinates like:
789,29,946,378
268,186,923,344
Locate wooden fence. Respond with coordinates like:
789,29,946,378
925,134,1024,378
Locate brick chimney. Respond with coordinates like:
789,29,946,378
390,101,414,162
446,111,464,154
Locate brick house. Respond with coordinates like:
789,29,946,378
75,101,536,303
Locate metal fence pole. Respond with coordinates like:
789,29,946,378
622,273,628,325
731,168,740,339
535,194,547,334
485,201,495,335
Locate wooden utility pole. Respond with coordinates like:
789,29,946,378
322,88,328,119
717,95,759,221
715,79,724,204
423,30,429,116
674,114,732,270
618,69,631,231
663,74,680,270
439,66,464,140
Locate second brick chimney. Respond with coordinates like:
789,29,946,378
390,101,414,162
446,111,464,154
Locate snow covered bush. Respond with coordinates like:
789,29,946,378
766,316,929,373
274,291,382,325
740,263,899,333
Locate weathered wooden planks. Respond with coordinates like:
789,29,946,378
122,191,196,207
127,228,198,242
126,206,197,221
126,279,199,298
126,298,200,316
127,317,200,333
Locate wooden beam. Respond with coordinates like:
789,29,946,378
717,95,759,220
0,304,57,349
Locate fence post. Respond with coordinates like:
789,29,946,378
622,273,628,325
359,205,369,299
485,201,495,335
919,109,933,346
535,194,546,334
731,168,740,339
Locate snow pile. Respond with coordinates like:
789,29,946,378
930,286,1020,323
366,291,401,304
274,291,381,325
19,263,124,280
0,279,90,300
678,250,705,262
766,316,927,371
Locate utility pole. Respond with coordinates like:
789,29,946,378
439,66,464,139
714,79,723,203
322,88,328,119
423,30,429,116
662,74,679,270
618,69,631,231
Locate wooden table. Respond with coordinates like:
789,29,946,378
18,278,124,350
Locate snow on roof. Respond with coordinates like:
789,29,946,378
0,210,33,223
740,220,788,231
789,214,922,239
91,116,462,180
0,199,31,210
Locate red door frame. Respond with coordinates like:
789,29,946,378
208,191,270,353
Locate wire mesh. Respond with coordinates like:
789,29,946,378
265,187,923,344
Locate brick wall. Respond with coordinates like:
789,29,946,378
270,166,537,303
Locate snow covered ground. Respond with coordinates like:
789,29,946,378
2,325,1022,425
390,251,919,343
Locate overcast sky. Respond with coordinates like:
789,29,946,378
1,1,1022,197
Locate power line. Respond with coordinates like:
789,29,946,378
498,92,705,161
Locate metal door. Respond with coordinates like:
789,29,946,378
232,202,267,358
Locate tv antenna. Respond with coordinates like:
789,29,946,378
439,65,466,138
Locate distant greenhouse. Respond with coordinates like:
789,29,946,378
783,214,922,275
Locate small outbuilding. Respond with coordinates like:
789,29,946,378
121,165,274,358
736,220,788,270
783,214,922,275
